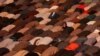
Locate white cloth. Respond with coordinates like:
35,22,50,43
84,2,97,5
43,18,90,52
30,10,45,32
66,22,74,27
87,32,99,39
87,21,96,25
93,29,100,33
29,37,42,45
36,37,53,46
87,33,99,39
29,36,53,45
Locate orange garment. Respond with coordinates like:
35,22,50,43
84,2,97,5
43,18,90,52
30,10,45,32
65,42,79,51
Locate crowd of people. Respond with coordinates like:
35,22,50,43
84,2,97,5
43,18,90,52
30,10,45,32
0,0,100,56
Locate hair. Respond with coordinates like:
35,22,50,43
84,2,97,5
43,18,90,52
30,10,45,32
25,52,39,56
88,10,97,15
